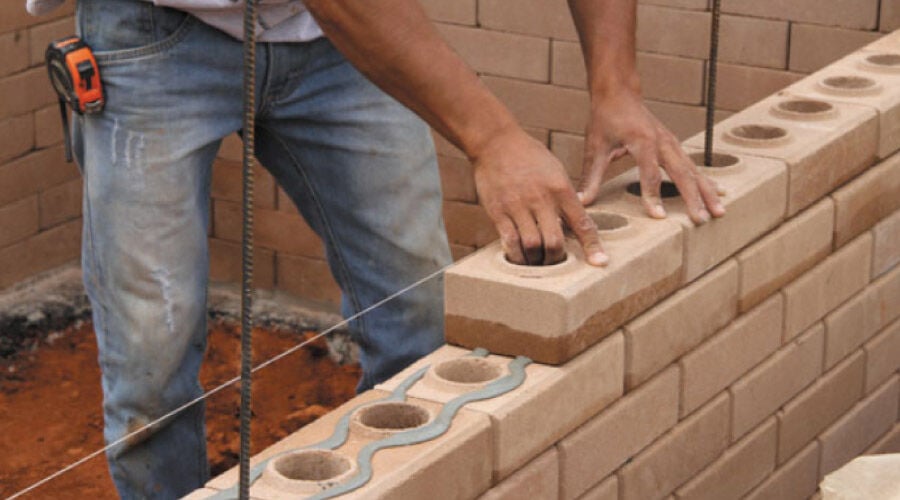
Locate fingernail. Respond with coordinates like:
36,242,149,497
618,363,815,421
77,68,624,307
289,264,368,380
589,252,610,266
576,192,585,203
714,202,725,215
653,204,666,218
699,209,711,223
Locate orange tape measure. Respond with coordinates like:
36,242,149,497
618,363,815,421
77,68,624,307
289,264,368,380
45,36,104,161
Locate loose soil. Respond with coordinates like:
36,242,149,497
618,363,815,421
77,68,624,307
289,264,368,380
0,320,361,499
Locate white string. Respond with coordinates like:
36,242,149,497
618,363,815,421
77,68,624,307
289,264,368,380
5,263,453,500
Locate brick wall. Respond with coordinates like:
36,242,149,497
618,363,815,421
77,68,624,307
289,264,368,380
1,0,898,306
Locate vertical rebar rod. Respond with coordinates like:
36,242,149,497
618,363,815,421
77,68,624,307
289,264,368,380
704,0,722,166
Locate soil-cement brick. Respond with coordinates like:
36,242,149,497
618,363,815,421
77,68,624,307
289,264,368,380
865,422,900,454
873,209,900,277
824,288,881,369
478,448,558,500
864,319,900,394
744,442,820,500
577,475,617,500
831,153,900,248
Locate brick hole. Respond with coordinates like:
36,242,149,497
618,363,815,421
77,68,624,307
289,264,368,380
864,53,900,67
355,402,431,431
776,99,834,115
625,181,681,199
503,251,569,267
272,450,353,482
688,152,740,168
433,357,504,384
729,124,788,141
591,211,629,231
821,75,876,90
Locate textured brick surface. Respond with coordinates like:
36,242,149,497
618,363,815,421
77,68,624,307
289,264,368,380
442,201,498,248
824,288,881,369
618,394,730,500
420,0,476,25
0,67,55,121
478,0,576,40
869,266,900,330
0,113,34,164
577,475,617,500
558,367,679,500
721,0,879,30
873,209,900,277
681,294,783,417
636,5,710,59
33,104,64,148
438,155,476,203
0,196,39,248
864,319,900,394
38,177,82,229
0,146,79,206
0,2,73,35
483,76,588,134
276,253,341,306
626,260,738,390
832,154,900,248
211,160,277,209
437,24,550,82
213,201,325,258
478,448,557,500
777,352,865,464
209,237,276,290
882,1,900,31
720,15,789,69
745,442,820,500
715,64,804,111
0,218,81,289
0,30,29,78
27,17,73,66
731,324,824,440
866,422,900,454
789,23,883,73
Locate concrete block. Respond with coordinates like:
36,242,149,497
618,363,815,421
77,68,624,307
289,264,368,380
866,422,900,454
744,441,820,500
478,448,557,500
873,209,900,277
591,151,787,282
378,338,624,481
737,198,834,312
207,390,493,499
445,207,681,365
625,260,738,390
617,393,730,500
832,154,900,248
824,288,881,369
674,418,777,500
819,376,900,477
777,352,866,464
788,50,900,159
557,367,679,500
731,324,825,440
783,233,872,341
789,23,883,73
864,319,900,394
577,475,617,500
684,93,878,216
680,294,783,417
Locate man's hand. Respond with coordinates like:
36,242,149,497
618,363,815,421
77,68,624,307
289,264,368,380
472,129,608,267
577,89,725,224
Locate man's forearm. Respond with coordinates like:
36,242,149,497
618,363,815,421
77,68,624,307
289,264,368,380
303,0,520,161
567,0,640,98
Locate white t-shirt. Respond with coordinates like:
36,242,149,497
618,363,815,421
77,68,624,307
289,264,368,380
26,0,324,42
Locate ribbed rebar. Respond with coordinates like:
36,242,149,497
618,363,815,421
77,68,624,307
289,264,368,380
704,0,722,166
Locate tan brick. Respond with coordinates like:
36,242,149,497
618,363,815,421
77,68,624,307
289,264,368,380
783,234,873,340
0,2,73,34
833,155,900,248
721,0,879,30
777,352,866,464
819,376,900,476
0,196,38,248
789,23,883,73
182,488,219,499
866,423,900,454
0,30,29,78
28,17,74,66
873,209,900,278
550,41,585,89
379,337,625,483
626,260,738,390
618,393,730,500
732,324,824,440
479,448,557,500
39,177,81,228
482,76,588,134
577,475,617,500
883,1,900,31
437,24,549,82
208,237,275,290
549,131,636,182
442,200,497,248
0,113,34,164
715,64,804,111
450,243,475,261
0,218,81,289
438,155,476,203
824,288,881,369
213,201,325,258
720,15,789,69
33,104,63,148
0,145,79,206
864,319,900,394
477,0,577,40
210,159,276,209
681,294,783,416
421,0,476,25
636,5,710,59
675,418,777,500
869,266,900,330
0,66,55,120
737,198,834,312
646,100,732,140
275,253,341,306
558,367,679,500
745,441,820,500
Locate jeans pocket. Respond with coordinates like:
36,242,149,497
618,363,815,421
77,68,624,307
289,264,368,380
77,0,196,64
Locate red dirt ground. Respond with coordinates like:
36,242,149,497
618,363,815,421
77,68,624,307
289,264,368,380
0,320,361,499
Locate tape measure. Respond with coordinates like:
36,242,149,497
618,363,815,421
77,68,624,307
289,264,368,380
45,36,104,162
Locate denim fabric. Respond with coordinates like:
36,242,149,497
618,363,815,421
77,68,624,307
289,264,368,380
73,0,450,497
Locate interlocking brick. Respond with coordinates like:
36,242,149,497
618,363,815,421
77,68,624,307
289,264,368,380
437,24,549,82
0,145,79,206
0,113,33,164
39,177,81,228
0,1,73,34
737,198,834,312
789,23,883,73
438,155,476,203
783,233,872,340
864,319,900,394
720,0,879,30
558,367,679,500
873,209,900,277
478,448,557,500
208,237,275,290
450,243,475,261
636,5,710,59
715,64,805,112
866,422,900,454
0,218,81,289
276,253,341,306
882,2,900,32
731,324,824,440
618,393,730,500
442,200,497,248
680,294,783,417
0,30,28,78
483,76,588,134
577,475,617,500
446,205,682,364
0,66,55,120
33,104,63,148
866,29,900,52
675,418,777,500
832,154,900,248
819,376,899,477
0,196,38,248
777,352,865,464
213,201,325,258
720,15,789,69
548,131,636,182
824,288,881,369
379,337,624,482
626,260,738,390
744,441,820,500
869,266,900,329
647,100,731,140
210,159,276,209
28,16,73,66
421,0,476,25
478,0,577,40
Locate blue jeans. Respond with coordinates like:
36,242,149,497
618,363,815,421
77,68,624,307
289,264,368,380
73,0,450,497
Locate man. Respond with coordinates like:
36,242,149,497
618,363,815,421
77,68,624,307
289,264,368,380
26,0,723,497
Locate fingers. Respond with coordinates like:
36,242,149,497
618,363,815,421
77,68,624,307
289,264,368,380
495,215,527,265
558,189,608,267
632,142,667,219
576,142,611,206
658,140,710,225
534,209,566,265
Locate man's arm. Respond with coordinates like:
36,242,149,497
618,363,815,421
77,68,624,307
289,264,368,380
303,0,607,266
567,0,724,224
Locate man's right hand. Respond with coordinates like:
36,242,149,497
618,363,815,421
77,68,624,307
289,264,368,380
471,128,609,267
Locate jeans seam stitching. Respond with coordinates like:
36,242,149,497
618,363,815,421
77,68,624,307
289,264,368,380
93,15,197,64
